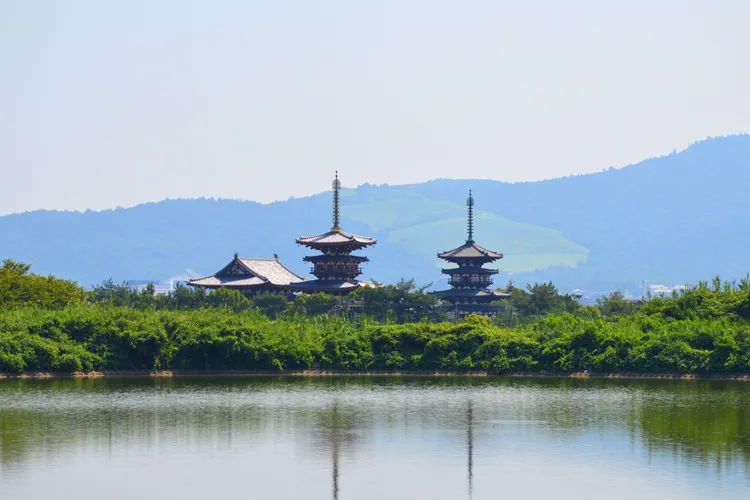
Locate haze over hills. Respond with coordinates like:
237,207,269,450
1,135,748,294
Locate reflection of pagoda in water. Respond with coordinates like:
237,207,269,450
324,399,476,500
306,402,363,500
432,191,511,317
293,172,377,295
467,400,474,500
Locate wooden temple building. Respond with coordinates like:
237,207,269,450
292,172,377,295
188,253,305,298
187,172,375,299
431,191,510,317
189,176,515,316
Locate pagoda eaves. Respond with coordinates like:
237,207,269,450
292,172,376,295
296,230,375,251
437,242,503,261
430,190,510,317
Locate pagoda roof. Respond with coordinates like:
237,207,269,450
303,254,369,263
189,256,305,289
430,288,512,299
441,267,499,275
296,230,376,247
437,241,502,260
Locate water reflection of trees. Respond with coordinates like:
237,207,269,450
493,378,750,473
634,383,750,472
1,377,750,478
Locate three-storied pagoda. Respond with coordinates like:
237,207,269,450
292,172,376,295
432,191,510,317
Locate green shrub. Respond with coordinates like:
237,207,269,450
2,304,750,376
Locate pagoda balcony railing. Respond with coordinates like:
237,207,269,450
443,267,498,274
311,267,363,277
448,276,493,286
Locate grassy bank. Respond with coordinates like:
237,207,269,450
2,305,750,375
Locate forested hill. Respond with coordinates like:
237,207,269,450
1,135,748,293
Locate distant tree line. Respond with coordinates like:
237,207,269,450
5,259,750,325
3,259,750,375
86,277,446,323
82,275,654,324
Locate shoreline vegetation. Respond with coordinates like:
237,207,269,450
3,369,750,381
3,259,750,377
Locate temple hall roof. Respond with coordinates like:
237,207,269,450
238,258,305,285
189,256,305,288
188,275,267,288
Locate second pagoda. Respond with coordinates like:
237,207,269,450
431,190,511,317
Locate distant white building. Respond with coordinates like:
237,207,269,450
646,283,689,298
127,269,202,295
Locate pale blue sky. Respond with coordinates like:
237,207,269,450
1,0,748,215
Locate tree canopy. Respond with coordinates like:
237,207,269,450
0,259,85,309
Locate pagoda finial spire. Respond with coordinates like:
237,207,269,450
466,190,474,243
332,171,341,232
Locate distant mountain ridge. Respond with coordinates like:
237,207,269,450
2,135,748,293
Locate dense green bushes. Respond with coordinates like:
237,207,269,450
2,305,750,375
641,276,750,320
0,260,85,309
88,277,447,323
3,259,750,375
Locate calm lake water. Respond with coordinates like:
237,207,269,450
0,376,749,499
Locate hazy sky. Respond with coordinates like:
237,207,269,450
1,0,749,215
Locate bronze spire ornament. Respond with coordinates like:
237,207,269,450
332,171,341,232
466,189,474,243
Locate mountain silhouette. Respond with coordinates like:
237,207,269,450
1,135,748,293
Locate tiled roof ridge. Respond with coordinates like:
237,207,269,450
234,258,269,283
243,258,306,283
190,254,306,286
